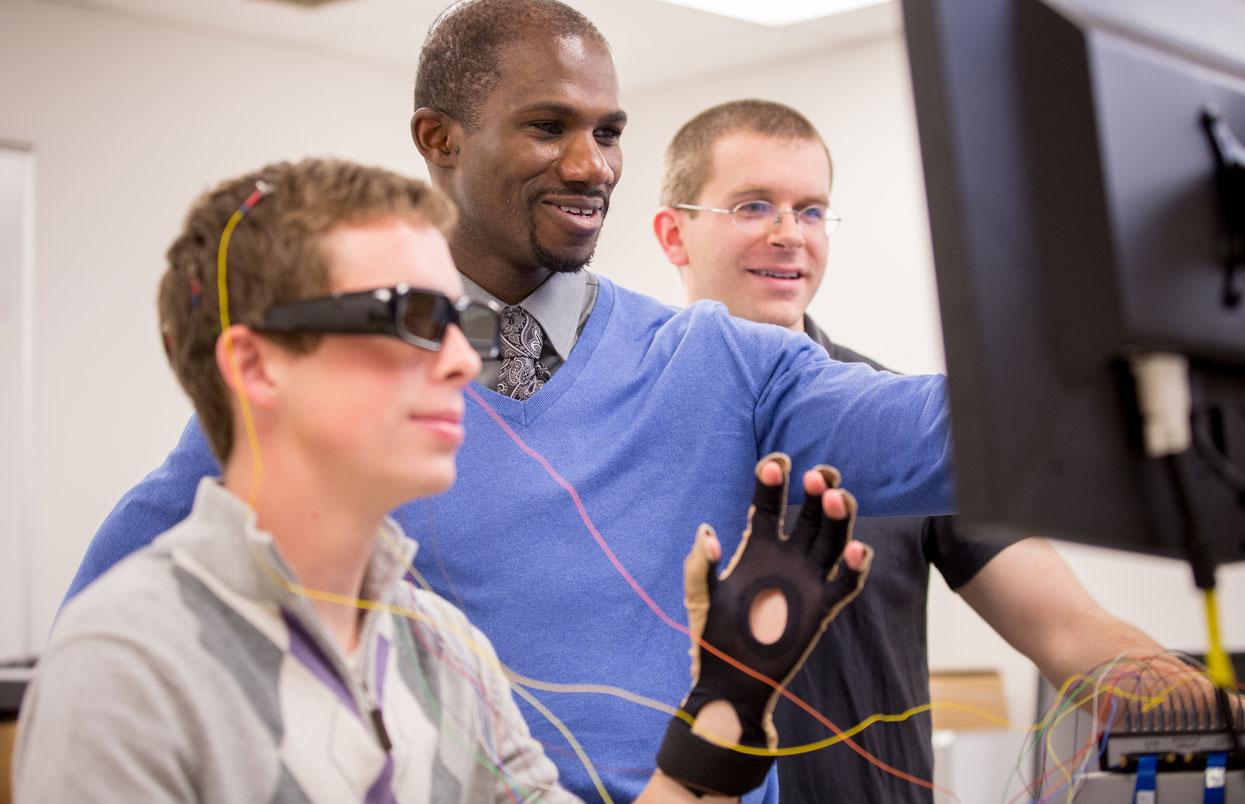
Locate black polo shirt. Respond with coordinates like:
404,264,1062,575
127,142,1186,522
774,317,1008,803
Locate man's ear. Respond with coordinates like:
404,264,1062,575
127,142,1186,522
653,206,690,267
411,108,461,170
215,325,282,411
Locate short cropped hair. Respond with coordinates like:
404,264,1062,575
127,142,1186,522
660,99,831,207
158,158,456,462
413,0,606,131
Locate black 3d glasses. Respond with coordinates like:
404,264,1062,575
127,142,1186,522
257,284,502,359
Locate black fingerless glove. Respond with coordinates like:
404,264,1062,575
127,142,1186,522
657,452,873,797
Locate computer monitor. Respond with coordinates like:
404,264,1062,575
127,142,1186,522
901,0,1245,564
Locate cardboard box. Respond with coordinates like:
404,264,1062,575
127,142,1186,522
1,720,15,804
929,669,1010,731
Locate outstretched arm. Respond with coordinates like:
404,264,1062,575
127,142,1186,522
958,539,1164,688
957,538,1238,725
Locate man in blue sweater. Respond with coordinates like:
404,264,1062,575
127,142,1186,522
64,2,951,801
652,99,1179,802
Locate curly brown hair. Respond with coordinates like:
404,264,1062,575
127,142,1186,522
158,158,456,462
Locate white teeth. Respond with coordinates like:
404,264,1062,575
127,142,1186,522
753,270,800,279
557,205,595,217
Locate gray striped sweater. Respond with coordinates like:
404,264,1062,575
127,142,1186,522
14,479,574,803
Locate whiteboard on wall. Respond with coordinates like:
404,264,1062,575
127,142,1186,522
0,145,33,659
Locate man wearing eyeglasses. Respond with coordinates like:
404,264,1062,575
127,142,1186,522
654,106,840,341
654,99,1178,803
64,2,960,802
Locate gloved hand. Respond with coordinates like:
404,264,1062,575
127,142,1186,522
657,452,874,797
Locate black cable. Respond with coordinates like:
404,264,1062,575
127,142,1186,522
1215,686,1244,768
1193,423,1245,502
1165,453,1217,591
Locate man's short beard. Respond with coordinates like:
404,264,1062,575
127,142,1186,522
531,233,595,273
528,212,602,272
526,194,608,273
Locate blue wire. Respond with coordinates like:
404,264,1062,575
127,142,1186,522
1036,698,1118,804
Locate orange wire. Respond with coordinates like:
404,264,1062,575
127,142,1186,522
464,385,957,801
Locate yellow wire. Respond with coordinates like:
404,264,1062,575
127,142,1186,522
702,675,1196,759
1043,663,1201,792
217,208,263,508
403,545,1217,758
402,540,1203,759
507,664,1018,758
1044,669,1113,793
252,558,612,803
1204,588,1237,690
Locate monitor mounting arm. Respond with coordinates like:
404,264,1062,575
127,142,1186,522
1202,105,1245,307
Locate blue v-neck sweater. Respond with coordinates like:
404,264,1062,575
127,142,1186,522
67,277,952,803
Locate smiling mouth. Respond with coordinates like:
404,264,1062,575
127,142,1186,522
542,200,603,220
549,203,599,218
747,269,803,280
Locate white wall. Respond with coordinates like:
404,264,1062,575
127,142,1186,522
0,145,35,660
0,0,427,650
593,32,944,375
2,4,1243,796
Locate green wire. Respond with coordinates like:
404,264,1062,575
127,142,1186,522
393,610,544,802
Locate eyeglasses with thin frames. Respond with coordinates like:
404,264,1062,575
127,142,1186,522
674,200,841,236
255,284,503,359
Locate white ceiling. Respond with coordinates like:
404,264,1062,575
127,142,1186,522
26,0,902,93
